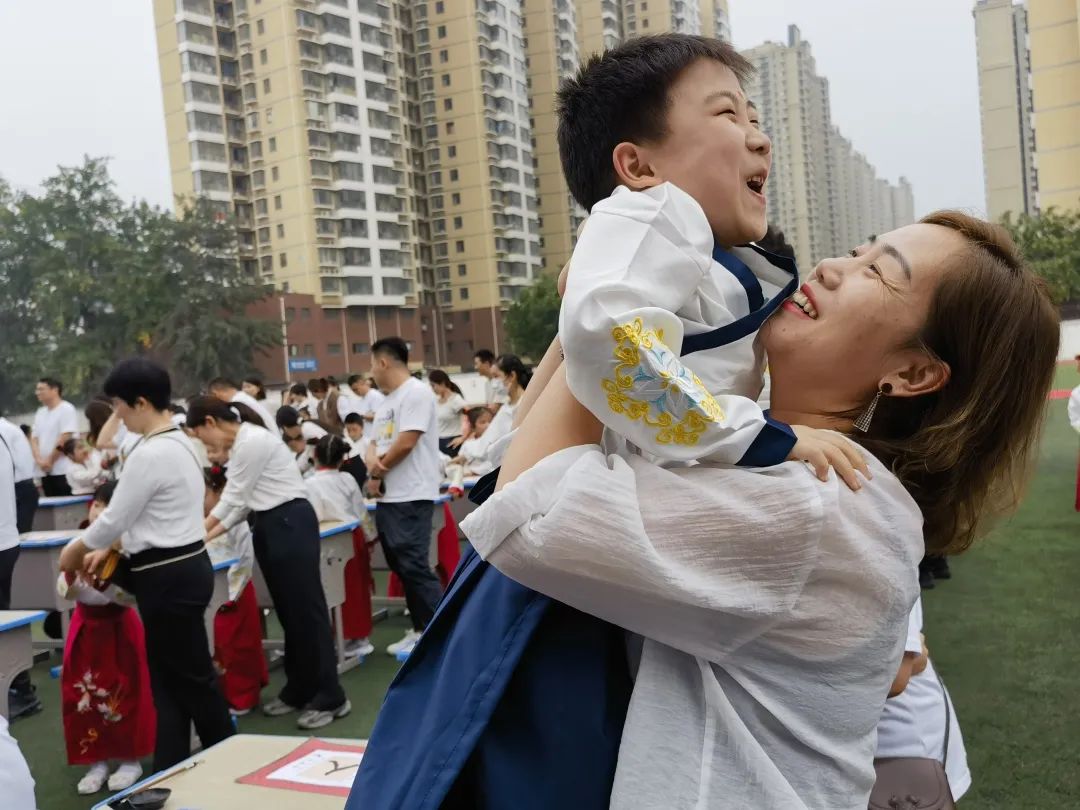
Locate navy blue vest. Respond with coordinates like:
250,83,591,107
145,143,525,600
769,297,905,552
347,244,798,809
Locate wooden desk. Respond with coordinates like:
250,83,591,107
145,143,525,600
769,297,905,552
13,531,75,648
92,733,365,810
32,494,92,531
0,610,46,718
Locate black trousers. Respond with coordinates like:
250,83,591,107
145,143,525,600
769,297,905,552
253,499,345,711
438,436,461,456
14,479,38,534
40,474,71,497
130,543,234,771
375,500,443,631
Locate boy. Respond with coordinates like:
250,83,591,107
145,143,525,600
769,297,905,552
348,34,859,810
557,35,860,481
343,412,371,461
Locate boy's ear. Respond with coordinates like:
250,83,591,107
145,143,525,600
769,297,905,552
612,142,663,191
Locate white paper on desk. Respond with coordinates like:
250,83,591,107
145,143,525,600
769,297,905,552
265,748,364,789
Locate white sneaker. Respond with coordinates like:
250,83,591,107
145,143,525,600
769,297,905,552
386,629,421,657
344,637,375,657
77,762,109,795
108,761,143,792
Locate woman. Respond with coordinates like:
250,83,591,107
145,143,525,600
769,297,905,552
484,354,530,450
350,214,1058,808
186,396,350,730
308,377,344,435
59,359,234,771
428,369,467,455
242,376,267,401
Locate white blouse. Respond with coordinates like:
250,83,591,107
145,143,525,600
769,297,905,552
305,469,364,524
461,442,923,809
211,423,308,528
206,521,256,602
436,393,466,438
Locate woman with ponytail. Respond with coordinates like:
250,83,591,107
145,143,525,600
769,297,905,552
186,396,350,730
305,435,374,658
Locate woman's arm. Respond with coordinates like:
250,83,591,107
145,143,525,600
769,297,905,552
511,335,564,430
467,445,828,662
95,410,124,451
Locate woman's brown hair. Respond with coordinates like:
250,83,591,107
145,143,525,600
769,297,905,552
860,210,1059,555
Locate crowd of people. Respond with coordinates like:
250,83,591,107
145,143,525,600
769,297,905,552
0,338,532,802
0,30,1068,810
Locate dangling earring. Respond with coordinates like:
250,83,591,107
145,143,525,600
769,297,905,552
854,383,892,433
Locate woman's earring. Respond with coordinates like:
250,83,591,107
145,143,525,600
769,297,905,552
853,383,892,433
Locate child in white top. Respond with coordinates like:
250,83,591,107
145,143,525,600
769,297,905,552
304,435,373,657
343,413,372,461
62,438,108,495
448,407,497,477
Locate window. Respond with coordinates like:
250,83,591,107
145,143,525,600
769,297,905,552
351,341,371,353
259,48,268,65
437,25,446,38
257,226,270,243
274,194,282,210
459,287,469,300
255,198,268,215
327,343,342,355
441,74,450,87
439,49,448,63
266,108,273,124
451,192,461,205
279,252,288,267
447,145,456,158
435,0,444,11
269,136,277,152
453,216,462,229
449,169,459,182
256,18,265,34
456,240,465,253
443,98,453,111
276,223,284,237
446,121,455,134
346,277,373,295
457,264,466,276
263,77,271,93
271,166,279,182
301,309,312,320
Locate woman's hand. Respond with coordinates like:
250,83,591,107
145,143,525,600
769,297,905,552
59,539,88,573
448,436,465,450
789,426,870,491
83,547,114,577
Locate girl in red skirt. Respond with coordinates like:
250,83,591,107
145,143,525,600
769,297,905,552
304,435,375,658
60,481,155,795
203,466,269,714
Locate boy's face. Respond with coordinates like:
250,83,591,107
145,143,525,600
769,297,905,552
346,423,364,442
633,59,771,247
88,499,106,523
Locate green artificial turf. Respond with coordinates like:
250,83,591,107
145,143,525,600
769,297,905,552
12,369,1080,808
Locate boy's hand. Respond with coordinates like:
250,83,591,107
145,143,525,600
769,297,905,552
789,426,870,491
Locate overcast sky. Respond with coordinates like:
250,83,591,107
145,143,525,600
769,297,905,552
0,0,986,219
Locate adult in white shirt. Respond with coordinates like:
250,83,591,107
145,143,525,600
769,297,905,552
455,216,1058,808
277,405,326,478
189,396,350,730
428,369,468,455
31,376,80,495
366,338,443,657
207,376,277,431
875,598,971,804
348,374,386,423
473,349,509,412
0,414,38,532
59,358,235,772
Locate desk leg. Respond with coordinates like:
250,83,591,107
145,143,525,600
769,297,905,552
0,626,34,719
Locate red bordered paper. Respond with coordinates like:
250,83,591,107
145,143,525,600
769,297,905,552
236,738,367,797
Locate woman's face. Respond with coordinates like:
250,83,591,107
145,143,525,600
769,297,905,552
762,223,964,411
242,381,260,398
430,380,446,397
191,419,231,453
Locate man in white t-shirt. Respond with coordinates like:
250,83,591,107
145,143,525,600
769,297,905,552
348,374,386,423
31,377,80,496
207,377,277,431
473,349,508,413
0,414,38,532
367,338,443,658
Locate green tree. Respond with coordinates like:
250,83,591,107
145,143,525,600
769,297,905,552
1001,205,1080,304
505,273,560,360
0,157,277,412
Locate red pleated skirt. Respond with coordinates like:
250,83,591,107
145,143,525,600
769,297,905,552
213,581,269,712
62,603,156,765
341,527,374,639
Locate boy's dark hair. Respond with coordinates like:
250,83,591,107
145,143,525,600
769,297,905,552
289,382,309,397
757,223,796,262
103,358,172,410
93,480,118,505
473,349,496,365
207,377,240,393
347,374,364,386
372,337,409,365
344,412,364,426
38,377,64,395
276,405,301,429
557,34,753,211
